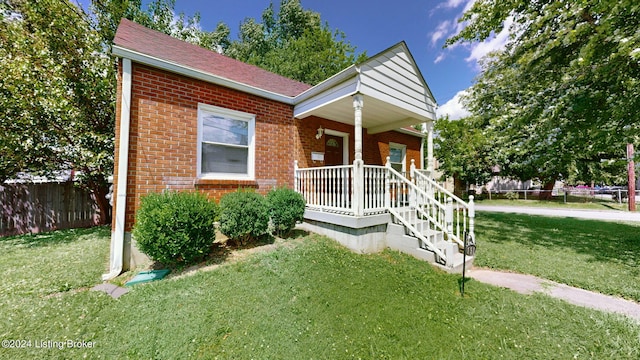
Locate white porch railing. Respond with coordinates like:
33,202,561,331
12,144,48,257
294,161,387,216
385,164,449,263
294,158,475,267
413,161,475,246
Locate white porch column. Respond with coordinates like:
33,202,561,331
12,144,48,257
353,94,364,216
353,94,364,161
426,121,434,174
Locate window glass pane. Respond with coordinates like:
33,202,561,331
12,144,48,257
389,147,403,163
202,143,248,174
391,162,403,172
202,114,248,146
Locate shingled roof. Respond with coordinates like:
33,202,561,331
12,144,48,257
113,18,312,98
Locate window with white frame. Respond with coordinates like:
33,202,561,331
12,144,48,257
389,143,406,173
197,104,255,179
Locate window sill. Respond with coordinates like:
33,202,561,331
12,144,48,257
194,178,259,188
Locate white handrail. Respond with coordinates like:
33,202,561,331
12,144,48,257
413,164,474,246
385,164,450,264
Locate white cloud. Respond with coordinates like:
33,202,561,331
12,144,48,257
434,53,447,64
465,17,513,67
430,20,452,47
436,90,471,120
433,0,476,12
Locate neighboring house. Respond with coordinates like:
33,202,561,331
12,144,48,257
105,19,474,279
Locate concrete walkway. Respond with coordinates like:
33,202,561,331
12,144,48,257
471,205,640,321
475,205,640,222
468,269,640,322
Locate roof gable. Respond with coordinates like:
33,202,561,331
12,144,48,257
113,19,312,98
358,42,436,116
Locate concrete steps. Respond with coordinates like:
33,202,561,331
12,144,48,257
386,221,474,274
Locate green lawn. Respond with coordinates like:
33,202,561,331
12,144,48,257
476,197,629,211
475,212,640,301
1,226,640,359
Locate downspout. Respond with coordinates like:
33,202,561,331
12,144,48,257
102,58,132,280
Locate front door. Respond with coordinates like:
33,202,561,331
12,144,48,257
324,134,344,166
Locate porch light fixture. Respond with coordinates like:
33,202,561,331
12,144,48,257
315,126,324,139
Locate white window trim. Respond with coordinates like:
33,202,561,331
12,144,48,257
389,142,406,172
324,129,349,165
197,103,255,180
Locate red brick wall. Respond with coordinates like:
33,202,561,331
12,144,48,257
114,62,295,231
113,62,424,232
294,116,423,170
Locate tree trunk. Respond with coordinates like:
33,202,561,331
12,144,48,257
538,178,556,201
89,182,112,225
453,174,467,199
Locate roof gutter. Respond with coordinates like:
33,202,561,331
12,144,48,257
102,58,132,281
292,64,360,104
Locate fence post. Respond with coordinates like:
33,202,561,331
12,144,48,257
524,189,527,201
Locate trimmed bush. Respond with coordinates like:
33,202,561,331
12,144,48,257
219,190,269,246
267,187,305,237
133,191,219,266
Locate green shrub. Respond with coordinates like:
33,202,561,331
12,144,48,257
267,187,305,237
504,191,520,201
133,191,219,266
219,190,269,246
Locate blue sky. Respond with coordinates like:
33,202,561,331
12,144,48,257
79,0,509,119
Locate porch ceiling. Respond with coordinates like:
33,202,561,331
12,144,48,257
295,93,430,134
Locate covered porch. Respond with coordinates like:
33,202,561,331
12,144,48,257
291,43,475,271
292,41,437,217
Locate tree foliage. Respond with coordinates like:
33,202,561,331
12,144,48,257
1,0,114,221
226,0,366,85
434,116,494,195
90,0,230,50
447,0,639,187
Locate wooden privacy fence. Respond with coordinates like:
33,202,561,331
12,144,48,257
0,181,104,237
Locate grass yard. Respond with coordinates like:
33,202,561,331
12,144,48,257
475,198,629,211
475,212,640,302
1,227,640,359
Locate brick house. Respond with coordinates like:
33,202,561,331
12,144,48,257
105,19,474,279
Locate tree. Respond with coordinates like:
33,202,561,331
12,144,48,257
434,116,494,197
226,0,366,85
89,0,230,50
0,0,229,225
1,0,114,222
447,0,640,196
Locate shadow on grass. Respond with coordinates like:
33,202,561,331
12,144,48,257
160,229,311,276
0,225,110,248
476,212,640,266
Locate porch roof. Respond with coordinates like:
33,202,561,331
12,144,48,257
293,42,437,134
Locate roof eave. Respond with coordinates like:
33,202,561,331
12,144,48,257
293,64,360,104
112,45,296,105
395,127,426,138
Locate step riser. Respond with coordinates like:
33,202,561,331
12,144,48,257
387,224,473,274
